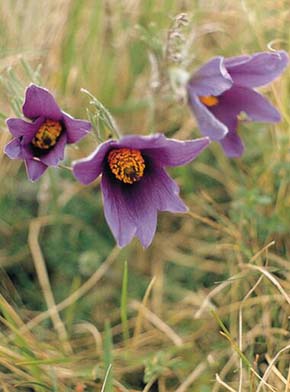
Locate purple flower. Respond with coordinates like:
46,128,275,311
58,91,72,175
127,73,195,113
4,84,91,181
72,133,210,248
187,51,289,157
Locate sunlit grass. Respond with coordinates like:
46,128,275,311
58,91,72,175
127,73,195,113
0,0,289,391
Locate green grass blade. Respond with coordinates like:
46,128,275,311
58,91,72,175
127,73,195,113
103,320,113,392
101,364,112,392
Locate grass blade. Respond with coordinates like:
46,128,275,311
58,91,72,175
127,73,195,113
103,320,113,392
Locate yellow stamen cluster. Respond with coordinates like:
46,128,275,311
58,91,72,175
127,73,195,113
108,148,145,184
32,120,62,150
199,95,219,107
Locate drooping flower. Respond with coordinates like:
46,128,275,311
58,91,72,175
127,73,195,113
187,51,289,157
4,84,91,181
72,133,210,248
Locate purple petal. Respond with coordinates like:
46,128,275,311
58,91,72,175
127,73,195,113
187,57,233,96
123,174,158,248
40,133,67,167
149,167,188,213
117,133,169,150
62,113,91,144
225,51,289,87
131,168,187,246
145,137,210,167
101,165,187,248
4,138,23,159
25,159,48,181
72,139,117,184
224,55,251,68
220,131,244,158
5,137,35,160
203,97,244,157
211,85,281,123
101,172,137,247
122,167,185,247
6,118,40,138
187,93,229,140
22,84,62,120
135,209,157,248
111,133,207,155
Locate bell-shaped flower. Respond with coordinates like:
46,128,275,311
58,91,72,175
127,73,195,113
5,84,91,181
73,133,210,248
187,51,289,157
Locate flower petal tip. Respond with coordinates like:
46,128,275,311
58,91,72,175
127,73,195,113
22,84,62,120
72,161,97,185
25,159,48,182
4,138,22,159
271,110,282,123
187,56,233,97
62,113,92,144
275,49,289,64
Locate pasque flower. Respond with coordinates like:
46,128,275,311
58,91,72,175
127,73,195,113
187,50,289,157
4,84,91,181
73,133,210,248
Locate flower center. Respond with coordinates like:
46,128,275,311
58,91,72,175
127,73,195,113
199,95,219,107
108,148,145,184
32,120,62,150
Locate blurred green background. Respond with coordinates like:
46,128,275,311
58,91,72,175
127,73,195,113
0,0,289,391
